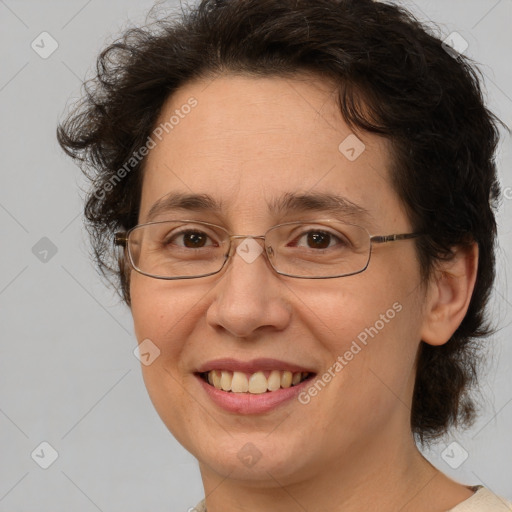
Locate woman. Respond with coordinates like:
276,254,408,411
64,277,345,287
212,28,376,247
57,0,511,510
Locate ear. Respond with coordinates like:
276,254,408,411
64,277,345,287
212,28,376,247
420,242,478,346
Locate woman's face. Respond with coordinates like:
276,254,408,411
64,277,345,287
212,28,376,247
130,74,428,485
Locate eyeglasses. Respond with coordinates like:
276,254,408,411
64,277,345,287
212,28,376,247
114,219,422,280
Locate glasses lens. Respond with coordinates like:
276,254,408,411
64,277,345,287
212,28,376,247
128,221,229,278
267,220,371,278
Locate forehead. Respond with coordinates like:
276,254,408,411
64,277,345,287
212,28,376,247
139,73,406,230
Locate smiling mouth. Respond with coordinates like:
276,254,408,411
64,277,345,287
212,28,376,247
198,369,314,394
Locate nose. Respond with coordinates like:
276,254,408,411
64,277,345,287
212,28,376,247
205,236,292,338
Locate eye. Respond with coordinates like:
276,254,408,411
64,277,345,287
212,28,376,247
289,229,348,250
164,228,218,249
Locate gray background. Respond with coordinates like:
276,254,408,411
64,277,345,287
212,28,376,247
0,1,511,510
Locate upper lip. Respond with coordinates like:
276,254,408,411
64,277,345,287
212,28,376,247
195,358,316,374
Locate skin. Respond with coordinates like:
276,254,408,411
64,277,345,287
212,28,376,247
129,73,478,512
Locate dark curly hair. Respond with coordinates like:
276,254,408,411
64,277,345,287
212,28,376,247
57,0,502,444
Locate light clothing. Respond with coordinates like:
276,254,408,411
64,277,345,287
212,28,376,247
192,486,512,511
447,486,512,511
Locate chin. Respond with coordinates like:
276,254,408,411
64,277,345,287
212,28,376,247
192,431,315,485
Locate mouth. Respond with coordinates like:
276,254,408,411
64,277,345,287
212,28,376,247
194,360,318,414
197,369,315,394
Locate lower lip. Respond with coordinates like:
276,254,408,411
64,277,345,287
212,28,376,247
195,374,314,414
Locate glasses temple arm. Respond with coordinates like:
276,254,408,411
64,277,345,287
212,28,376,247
114,232,128,247
370,233,423,244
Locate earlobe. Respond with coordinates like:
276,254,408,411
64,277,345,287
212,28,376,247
420,242,479,346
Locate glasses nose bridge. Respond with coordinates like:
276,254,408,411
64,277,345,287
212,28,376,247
228,234,266,241
225,233,272,262
227,233,267,249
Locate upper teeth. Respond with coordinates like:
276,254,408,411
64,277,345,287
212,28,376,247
205,370,309,394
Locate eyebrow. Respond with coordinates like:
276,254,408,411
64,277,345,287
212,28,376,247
145,191,373,224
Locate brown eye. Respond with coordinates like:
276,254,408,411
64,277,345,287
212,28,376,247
305,231,332,249
181,231,209,248
164,229,216,249
290,229,346,250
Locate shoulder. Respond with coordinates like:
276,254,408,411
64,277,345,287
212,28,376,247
447,486,512,512
191,499,207,512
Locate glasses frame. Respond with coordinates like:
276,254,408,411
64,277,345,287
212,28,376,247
114,219,422,280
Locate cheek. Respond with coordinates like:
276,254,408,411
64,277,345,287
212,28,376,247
129,272,221,368
294,261,423,399
299,293,420,438
131,273,197,335
290,270,414,348
129,275,205,429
